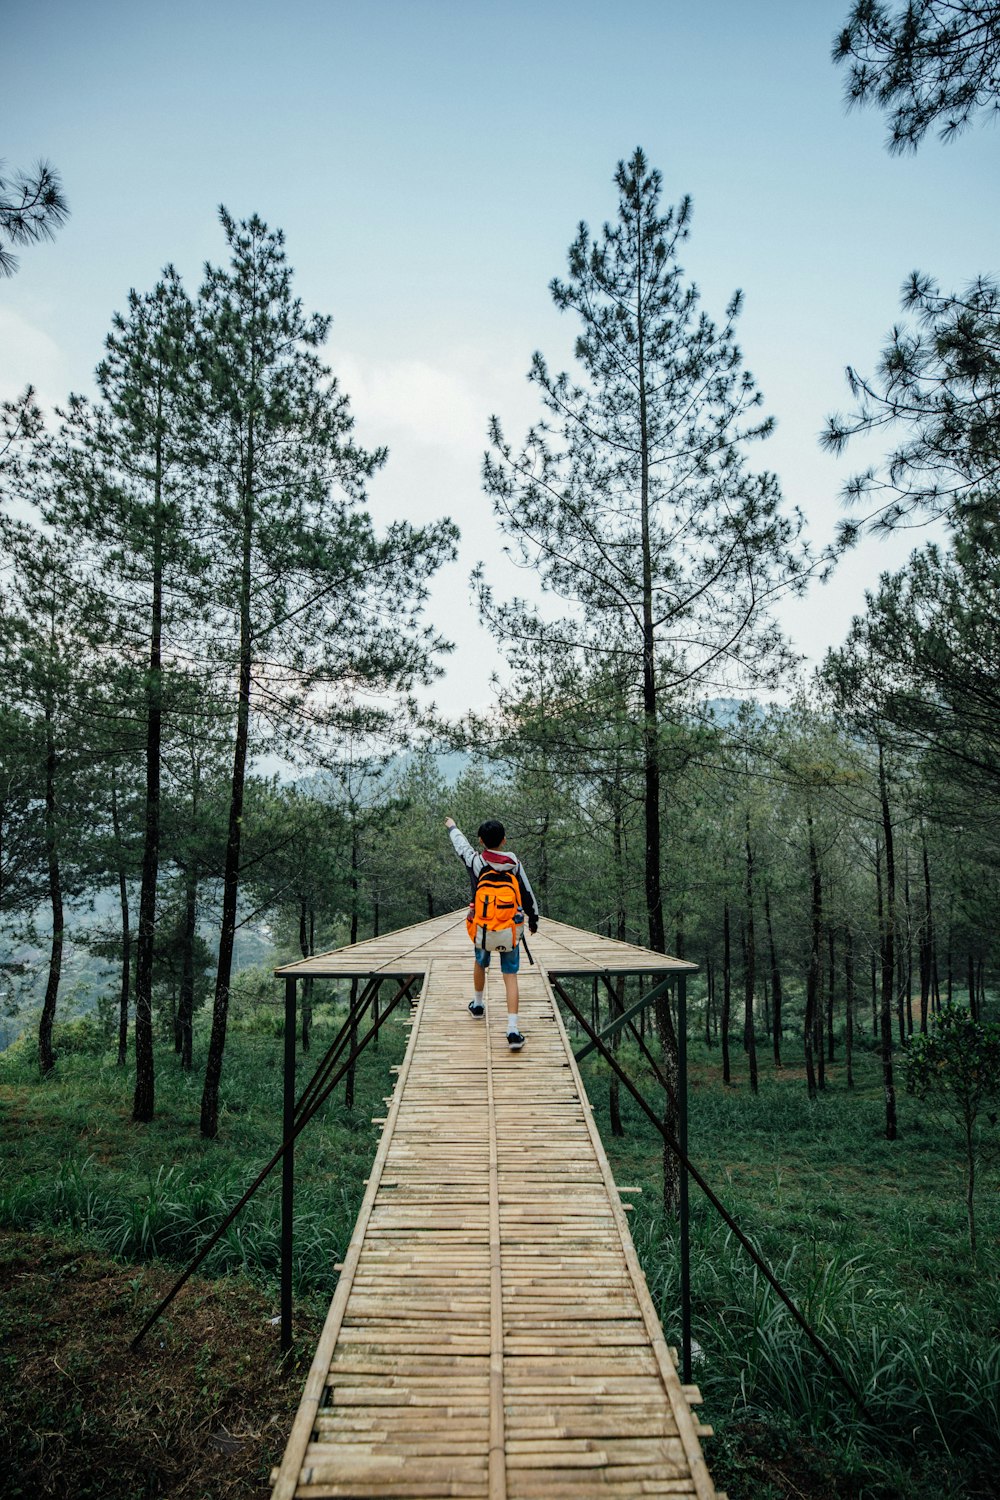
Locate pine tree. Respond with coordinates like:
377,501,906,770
905,1005,1000,1255
484,149,807,957
834,1,1000,152
824,274,1000,540
196,210,456,1138
483,151,808,1207
0,704,46,942
0,525,95,1072
0,159,68,277
825,509,1000,816
51,269,203,1121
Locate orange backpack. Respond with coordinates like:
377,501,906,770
466,864,524,952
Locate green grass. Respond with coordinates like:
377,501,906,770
3,1005,999,1498
579,1033,1000,1498
0,998,409,1309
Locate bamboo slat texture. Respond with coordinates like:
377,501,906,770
271,915,720,1500
274,910,699,982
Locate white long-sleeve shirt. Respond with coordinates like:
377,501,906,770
448,825,540,927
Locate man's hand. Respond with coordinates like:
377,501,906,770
444,816,456,829
528,918,538,935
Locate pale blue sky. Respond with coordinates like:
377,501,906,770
4,0,998,714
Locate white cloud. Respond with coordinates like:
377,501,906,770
0,308,69,415
335,352,485,453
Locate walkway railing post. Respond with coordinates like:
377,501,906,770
281,975,297,1355
677,974,692,1384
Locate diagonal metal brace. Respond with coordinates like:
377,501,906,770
548,974,877,1427
129,975,419,1351
572,973,676,1061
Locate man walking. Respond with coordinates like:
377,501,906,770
445,816,539,1051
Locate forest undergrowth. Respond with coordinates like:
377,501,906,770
1,998,998,1500
0,997,409,1500
585,1031,1000,1500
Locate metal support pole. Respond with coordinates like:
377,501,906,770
677,974,692,1384
294,974,381,1122
574,973,677,1061
281,975,296,1355
547,973,876,1425
130,976,418,1352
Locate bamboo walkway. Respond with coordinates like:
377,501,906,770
271,912,721,1500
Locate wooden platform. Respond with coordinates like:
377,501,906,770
274,910,698,983
271,913,719,1500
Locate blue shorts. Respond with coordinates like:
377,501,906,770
475,945,520,974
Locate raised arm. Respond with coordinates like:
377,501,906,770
445,817,478,872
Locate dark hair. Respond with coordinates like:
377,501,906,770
477,819,505,850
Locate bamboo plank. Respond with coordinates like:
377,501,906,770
305,1440,490,1459
300,1457,488,1484
324,1390,489,1409
271,919,718,1500
269,966,432,1500
484,988,507,1500
542,970,719,1500
296,1486,488,1499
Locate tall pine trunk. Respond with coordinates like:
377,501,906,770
176,753,200,1072
743,818,758,1095
177,863,198,1071
844,926,855,1089
634,227,678,1212
608,791,628,1137
871,889,879,1035
345,828,360,1111
201,429,254,1139
299,896,313,1051
653,989,679,1214
899,857,912,1042
826,924,836,1062
877,742,898,1141
764,885,782,1066
110,770,131,1067
38,705,62,1075
721,901,732,1084
133,431,164,1123
804,809,820,1101
919,829,933,1034
637,236,664,960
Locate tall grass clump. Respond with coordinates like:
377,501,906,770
632,1206,1000,1474
0,1152,355,1297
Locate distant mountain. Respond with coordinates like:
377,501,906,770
0,886,274,1052
396,748,472,784
700,697,764,727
